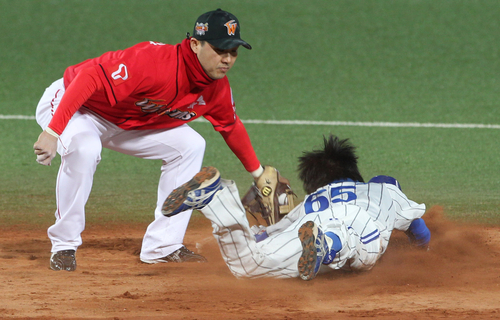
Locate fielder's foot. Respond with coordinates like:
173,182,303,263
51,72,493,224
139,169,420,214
162,167,222,217
405,218,431,249
140,246,207,263
50,250,76,271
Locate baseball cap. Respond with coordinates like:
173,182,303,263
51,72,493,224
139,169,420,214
191,8,252,50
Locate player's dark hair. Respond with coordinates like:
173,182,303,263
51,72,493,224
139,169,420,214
298,134,364,193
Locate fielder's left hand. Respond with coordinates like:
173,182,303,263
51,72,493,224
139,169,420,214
34,130,58,166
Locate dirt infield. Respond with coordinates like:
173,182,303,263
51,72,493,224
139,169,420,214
1,206,499,320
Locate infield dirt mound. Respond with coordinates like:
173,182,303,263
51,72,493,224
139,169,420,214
0,206,499,319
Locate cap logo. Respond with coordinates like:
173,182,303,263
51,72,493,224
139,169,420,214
224,20,237,36
195,22,209,36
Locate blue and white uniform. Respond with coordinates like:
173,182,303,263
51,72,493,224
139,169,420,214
200,179,426,279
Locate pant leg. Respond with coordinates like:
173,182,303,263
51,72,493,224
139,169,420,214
35,80,205,257
36,79,104,252
100,123,206,259
201,180,301,279
47,114,104,251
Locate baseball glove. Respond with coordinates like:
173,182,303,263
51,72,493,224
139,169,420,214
241,166,296,226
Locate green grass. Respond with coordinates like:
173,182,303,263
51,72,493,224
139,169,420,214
1,0,500,226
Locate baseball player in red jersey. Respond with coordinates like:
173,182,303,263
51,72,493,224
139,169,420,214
33,9,268,271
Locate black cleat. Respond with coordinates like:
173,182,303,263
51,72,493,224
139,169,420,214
50,250,77,271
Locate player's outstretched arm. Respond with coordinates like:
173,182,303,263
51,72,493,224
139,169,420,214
33,130,58,166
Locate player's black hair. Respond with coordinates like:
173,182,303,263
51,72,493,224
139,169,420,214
298,134,364,193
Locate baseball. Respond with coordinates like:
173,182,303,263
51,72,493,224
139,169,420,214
278,193,288,205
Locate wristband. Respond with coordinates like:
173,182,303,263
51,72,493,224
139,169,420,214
45,127,60,138
250,165,264,178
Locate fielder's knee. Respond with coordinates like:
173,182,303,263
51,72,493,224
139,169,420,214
181,132,206,163
63,133,102,170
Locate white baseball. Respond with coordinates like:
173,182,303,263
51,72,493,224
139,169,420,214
278,193,288,205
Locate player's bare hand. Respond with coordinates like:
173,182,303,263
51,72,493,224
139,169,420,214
33,130,58,166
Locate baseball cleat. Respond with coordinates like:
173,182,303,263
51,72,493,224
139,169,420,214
50,250,77,271
298,221,328,281
161,166,222,217
140,246,207,263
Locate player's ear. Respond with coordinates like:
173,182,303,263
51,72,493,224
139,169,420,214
190,38,201,54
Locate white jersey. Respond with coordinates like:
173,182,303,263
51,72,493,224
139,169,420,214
201,179,426,279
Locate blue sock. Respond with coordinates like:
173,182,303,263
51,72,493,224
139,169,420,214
407,218,431,247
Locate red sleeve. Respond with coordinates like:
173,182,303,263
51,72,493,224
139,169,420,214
48,67,104,135
219,116,261,172
63,42,164,107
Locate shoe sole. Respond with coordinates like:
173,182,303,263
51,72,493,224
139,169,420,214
140,256,207,264
162,167,218,217
140,246,207,264
140,258,163,264
298,221,318,281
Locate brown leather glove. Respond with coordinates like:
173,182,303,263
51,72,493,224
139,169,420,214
241,166,296,226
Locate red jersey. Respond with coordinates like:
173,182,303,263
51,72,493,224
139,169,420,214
48,38,260,172
62,39,235,131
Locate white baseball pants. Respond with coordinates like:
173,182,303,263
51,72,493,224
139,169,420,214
35,79,205,260
200,180,304,278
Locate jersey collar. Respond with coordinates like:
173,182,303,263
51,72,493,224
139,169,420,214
180,38,216,93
